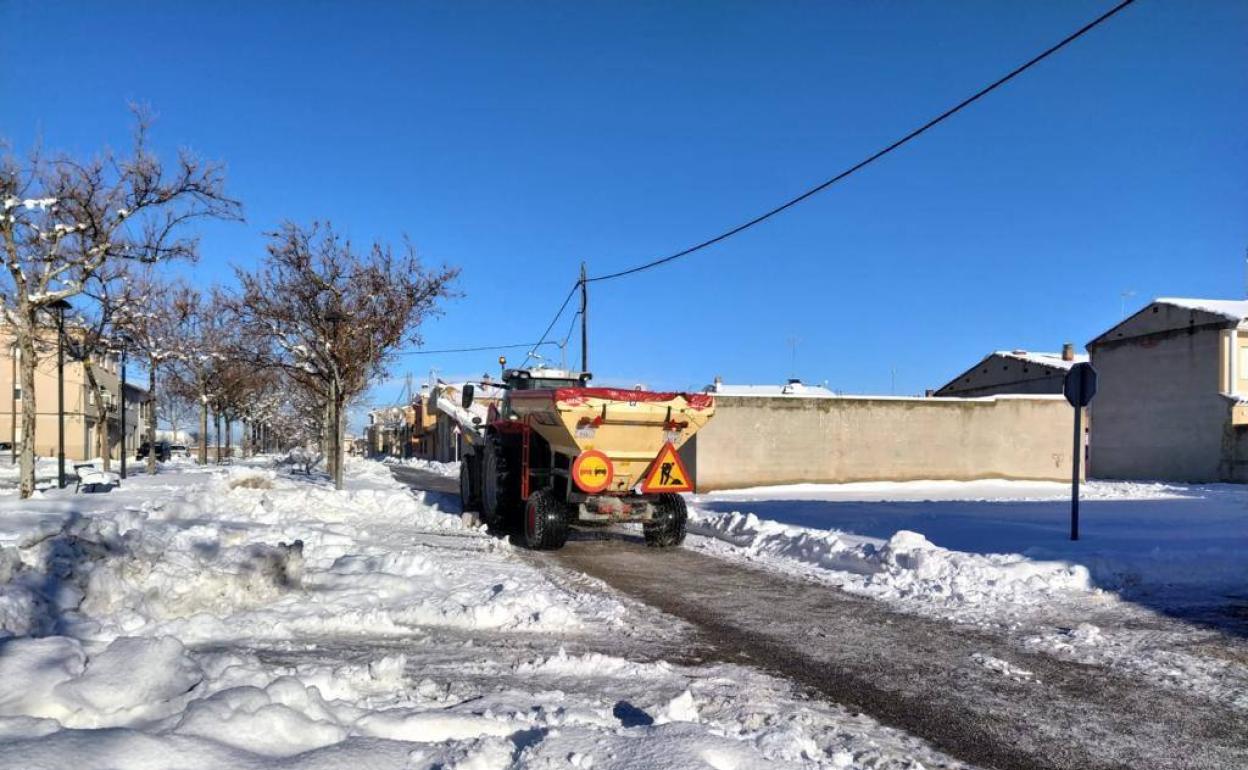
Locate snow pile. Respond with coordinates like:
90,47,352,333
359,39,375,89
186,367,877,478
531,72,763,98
691,479,1248,595
689,478,1248,712
0,458,972,768
690,510,1092,615
970,652,1039,684
383,456,461,478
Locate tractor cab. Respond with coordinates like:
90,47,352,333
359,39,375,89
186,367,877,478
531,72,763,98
501,367,591,391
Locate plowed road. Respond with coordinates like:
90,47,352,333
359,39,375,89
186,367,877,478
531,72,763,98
392,465,1248,770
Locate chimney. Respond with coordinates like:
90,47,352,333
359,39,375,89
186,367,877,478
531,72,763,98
713,375,723,392
1062,343,1075,362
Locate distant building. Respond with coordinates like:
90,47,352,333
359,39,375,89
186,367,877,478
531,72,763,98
935,345,1086,398
1087,297,1248,482
704,377,836,398
0,325,151,461
425,381,504,461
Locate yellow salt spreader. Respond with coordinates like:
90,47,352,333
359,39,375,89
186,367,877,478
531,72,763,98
452,365,715,550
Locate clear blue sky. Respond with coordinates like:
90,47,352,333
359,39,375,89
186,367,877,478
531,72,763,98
3,1,1246,414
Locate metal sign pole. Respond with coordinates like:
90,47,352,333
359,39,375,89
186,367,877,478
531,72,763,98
1071,399,1081,541
1062,361,1097,542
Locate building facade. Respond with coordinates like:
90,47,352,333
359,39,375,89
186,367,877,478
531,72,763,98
1087,298,1248,482
934,345,1086,398
0,328,151,462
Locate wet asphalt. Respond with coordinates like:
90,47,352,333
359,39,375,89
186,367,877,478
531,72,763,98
392,465,1248,770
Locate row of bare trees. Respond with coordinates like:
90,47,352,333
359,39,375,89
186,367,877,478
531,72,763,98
2,111,456,497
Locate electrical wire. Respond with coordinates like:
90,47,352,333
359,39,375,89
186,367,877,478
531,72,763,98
586,0,1138,283
394,340,560,356
520,280,580,367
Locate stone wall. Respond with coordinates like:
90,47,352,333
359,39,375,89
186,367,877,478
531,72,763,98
691,394,1078,491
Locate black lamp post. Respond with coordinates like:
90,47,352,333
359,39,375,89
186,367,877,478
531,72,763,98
48,298,71,489
116,336,130,481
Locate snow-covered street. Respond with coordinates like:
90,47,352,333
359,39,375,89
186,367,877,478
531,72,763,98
0,459,975,769
684,479,1248,717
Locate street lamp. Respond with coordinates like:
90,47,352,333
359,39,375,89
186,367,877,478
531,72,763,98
47,298,71,489
324,308,345,490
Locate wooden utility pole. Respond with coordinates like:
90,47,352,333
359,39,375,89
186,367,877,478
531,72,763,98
580,262,589,374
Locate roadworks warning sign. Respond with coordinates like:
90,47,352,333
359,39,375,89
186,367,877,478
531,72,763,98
641,442,692,494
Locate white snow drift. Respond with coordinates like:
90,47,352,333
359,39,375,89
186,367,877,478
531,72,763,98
0,458,971,769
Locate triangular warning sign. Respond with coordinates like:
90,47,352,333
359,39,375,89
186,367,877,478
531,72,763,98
641,442,693,494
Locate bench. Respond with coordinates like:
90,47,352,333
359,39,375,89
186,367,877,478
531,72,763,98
74,463,120,494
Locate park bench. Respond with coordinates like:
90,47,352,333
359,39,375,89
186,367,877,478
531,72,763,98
74,463,119,494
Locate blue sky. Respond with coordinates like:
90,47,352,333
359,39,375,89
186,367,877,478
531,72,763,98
3,1,1246,416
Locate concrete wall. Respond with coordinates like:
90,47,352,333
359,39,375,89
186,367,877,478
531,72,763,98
692,394,1076,491
1089,327,1231,482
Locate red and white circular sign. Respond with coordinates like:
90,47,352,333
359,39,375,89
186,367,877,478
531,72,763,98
571,450,613,494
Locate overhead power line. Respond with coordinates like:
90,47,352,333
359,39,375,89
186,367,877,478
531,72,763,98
585,0,1138,283
521,280,581,367
395,340,559,356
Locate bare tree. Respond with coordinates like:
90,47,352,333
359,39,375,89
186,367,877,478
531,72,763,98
116,271,196,474
165,288,230,466
61,265,131,471
157,375,195,440
233,221,457,489
0,113,241,495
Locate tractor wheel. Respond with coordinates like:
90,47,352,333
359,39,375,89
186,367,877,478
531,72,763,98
644,493,687,548
481,438,516,534
521,489,569,550
459,456,479,512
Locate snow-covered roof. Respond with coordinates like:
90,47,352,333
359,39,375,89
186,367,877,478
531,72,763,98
705,380,836,398
993,350,1087,370
1154,298,1248,322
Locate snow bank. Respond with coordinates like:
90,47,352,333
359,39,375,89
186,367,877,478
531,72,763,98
383,456,460,478
691,511,1092,615
0,459,972,768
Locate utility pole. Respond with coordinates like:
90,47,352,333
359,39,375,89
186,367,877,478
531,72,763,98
580,262,589,374
787,337,799,379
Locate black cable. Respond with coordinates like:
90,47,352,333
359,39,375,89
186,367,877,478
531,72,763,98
395,341,559,356
561,309,581,351
520,280,580,367
586,0,1138,283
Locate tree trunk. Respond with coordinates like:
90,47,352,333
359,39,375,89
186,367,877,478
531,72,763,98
335,392,346,489
198,396,208,464
17,310,37,499
214,411,221,463
225,416,232,461
146,364,158,475
323,396,334,480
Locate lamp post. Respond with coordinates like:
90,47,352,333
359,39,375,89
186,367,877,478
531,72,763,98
324,308,344,490
118,338,129,481
48,298,71,489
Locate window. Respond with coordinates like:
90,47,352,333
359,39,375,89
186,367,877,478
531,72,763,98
12,388,20,401
1240,346,1248,383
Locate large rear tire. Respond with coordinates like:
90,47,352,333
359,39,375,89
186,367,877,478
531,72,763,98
644,493,687,548
459,456,479,512
521,489,569,550
481,438,516,534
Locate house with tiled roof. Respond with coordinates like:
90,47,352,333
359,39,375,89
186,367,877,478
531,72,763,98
934,344,1086,398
